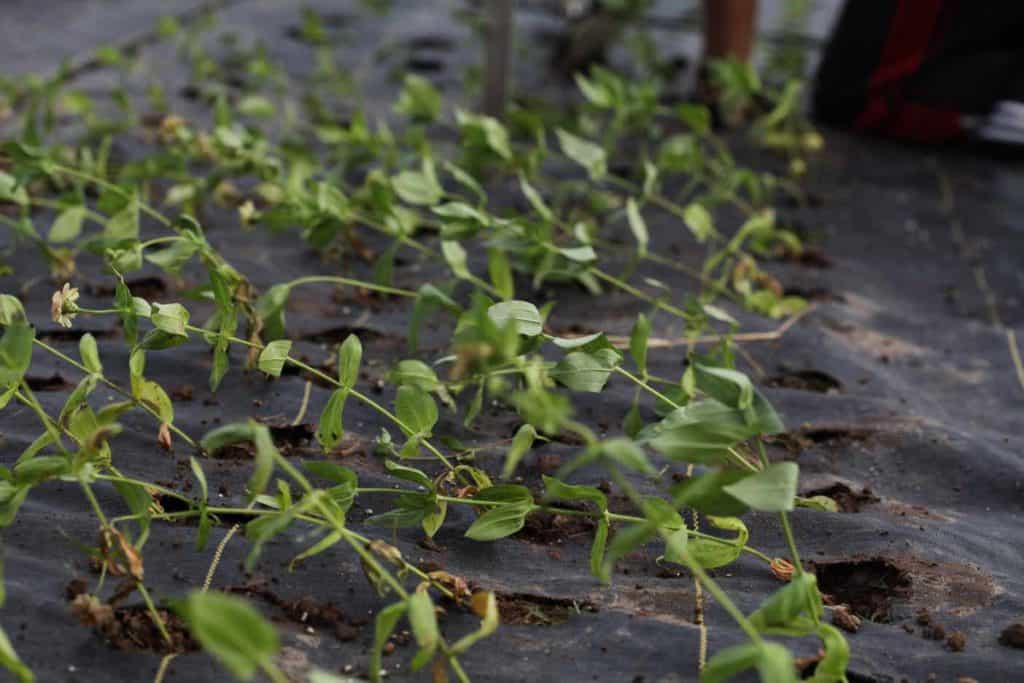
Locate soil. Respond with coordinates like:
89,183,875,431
999,623,1024,649
228,576,366,642
763,368,843,393
813,558,912,622
66,581,198,655
803,482,879,513
494,593,597,626
518,508,596,545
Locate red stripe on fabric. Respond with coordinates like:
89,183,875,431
854,0,962,142
868,0,945,89
859,102,962,142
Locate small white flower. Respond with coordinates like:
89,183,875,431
50,282,80,328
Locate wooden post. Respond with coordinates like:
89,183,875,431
481,0,513,118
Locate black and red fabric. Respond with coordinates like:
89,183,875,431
813,1,1024,143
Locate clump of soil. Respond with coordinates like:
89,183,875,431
229,576,363,641
300,325,401,347
495,593,596,626
38,328,115,343
766,424,877,455
207,421,314,458
799,425,876,445
25,373,73,391
518,509,595,544
830,605,861,633
763,368,842,394
999,623,1024,648
69,592,197,654
813,558,911,622
946,631,967,652
90,276,168,301
803,483,879,513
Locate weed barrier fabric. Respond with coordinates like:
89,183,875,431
1,1,1023,682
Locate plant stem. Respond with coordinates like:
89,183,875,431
136,581,173,647
33,338,197,447
591,268,690,320
605,467,762,643
286,275,417,298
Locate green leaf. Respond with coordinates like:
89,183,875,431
575,73,613,108
629,313,650,376
749,572,822,636
0,296,26,326
257,340,291,377
395,385,438,435
757,643,798,683
487,248,514,300
370,602,407,683
105,197,139,240
501,424,537,479
337,334,362,389
600,522,656,583
407,591,439,671
49,206,86,243
722,462,798,512
441,240,471,279
200,422,254,453
255,283,291,341
809,624,850,683
14,455,69,486
0,172,28,207
365,492,436,529
0,324,34,388
179,591,279,681
150,302,189,337
248,424,278,501
557,244,597,263
519,174,553,222
625,198,649,256
677,103,712,134
422,498,447,538
316,388,349,452
589,518,609,578
135,379,173,423
0,625,33,683
456,110,512,160
383,459,433,490
683,203,714,243
549,332,609,351
796,495,840,513
557,129,607,180
671,469,750,517
551,348,621,392
600,438,655,475
487,300,543,337
641,400,756,465
450,591,499,655
389,359,440,392
145,239,199,273
700,642,763,683
694,364,754,411
465,500,532,541
542,475,607,512
662,526,689,564
395,73,441,122
79,333,102,374
392,164,443,206
686,515,748,569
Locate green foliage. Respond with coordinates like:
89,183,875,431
179,591,280,681
0,10,836,682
